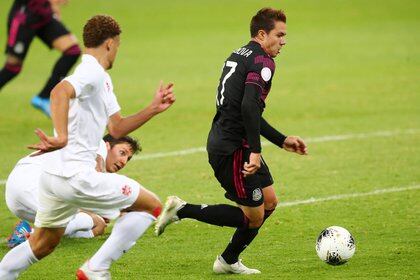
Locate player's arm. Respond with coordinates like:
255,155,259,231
107,81,175,138
241,83,263,176
260,117,308,155
28,81,75,155
95,155,106,172
260,117,287,147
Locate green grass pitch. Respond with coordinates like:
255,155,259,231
0,0,419,279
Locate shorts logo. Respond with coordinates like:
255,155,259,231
121,185,132,196
252,188,262,201
14,42,24,54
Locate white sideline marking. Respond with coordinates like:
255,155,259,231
278,185,420,207
0,184,418,245
133,128,420,161
0,129,418,186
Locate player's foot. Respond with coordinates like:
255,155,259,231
76,261,111,280
7,220,32,249
154,196,186,236
31,95,51,117
213,255,261,274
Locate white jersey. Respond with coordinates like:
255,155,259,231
43,54,120,177
97,139,108,161
5,140,108,221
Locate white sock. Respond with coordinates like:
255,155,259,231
67,230,94,239
89,212,155,270
64,212,94,236
0,240,38,279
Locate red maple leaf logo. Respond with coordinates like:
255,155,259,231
121,185,132,196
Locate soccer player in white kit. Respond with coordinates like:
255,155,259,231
5,135,141,242
0,15,175,280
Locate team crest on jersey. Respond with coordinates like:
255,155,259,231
105,81,111,92
252,188,262,201
121,185,132,196
261,67,272,82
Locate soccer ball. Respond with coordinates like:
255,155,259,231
315,226,356,265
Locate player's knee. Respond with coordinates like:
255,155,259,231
63,44,81,57
92,223,106,236
264,198,278,211
91,215,107,237
3,56,23,75
248,214,264,228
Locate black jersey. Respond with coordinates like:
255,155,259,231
207,41,276,155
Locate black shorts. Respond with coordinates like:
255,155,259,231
208,148,274,207
5,4,70,60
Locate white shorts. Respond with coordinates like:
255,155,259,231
34,170,141,228
5,164,40,222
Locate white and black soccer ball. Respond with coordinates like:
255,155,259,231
315,226,356,265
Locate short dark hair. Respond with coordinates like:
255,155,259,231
103,134,141,155
250,8,286,37
83,15,121,48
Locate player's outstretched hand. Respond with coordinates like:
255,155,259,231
151,81,175,113
282,136,308,155
242,152,261,177
27,128,67,156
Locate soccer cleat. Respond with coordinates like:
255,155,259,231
7,220,32,249
76,261,111,280
31,95,51,117
213,256,261,274
154,196,186,236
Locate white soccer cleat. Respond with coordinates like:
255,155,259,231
154,196,186,236
76,261,111,280
213,256,261,274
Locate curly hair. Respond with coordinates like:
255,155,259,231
250,8,286,37
83,15,122,48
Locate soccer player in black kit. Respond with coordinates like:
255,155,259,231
0,0,80,116
156,8,307,274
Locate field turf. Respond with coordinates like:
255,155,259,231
0,0,419,279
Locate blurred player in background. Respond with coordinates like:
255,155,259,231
0,14,175,279
5,134,141,248
156,8,307,274
0,0,80,117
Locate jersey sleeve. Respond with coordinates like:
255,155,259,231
245,54,275,98
104,75,121,117
64,64,104,98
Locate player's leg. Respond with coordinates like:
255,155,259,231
0,6,36,91
262,185,278,222
217,158,276,273
155,152,251,235
87,188,161,271
0,170,73,279
75,172,161,278
32,19,80,115
0,55,23,90
64,212,107,238
0,227,65,279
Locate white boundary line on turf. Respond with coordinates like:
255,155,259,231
278,185,420,207
0,128,418,186
133,128,419,161
0,184,418,244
